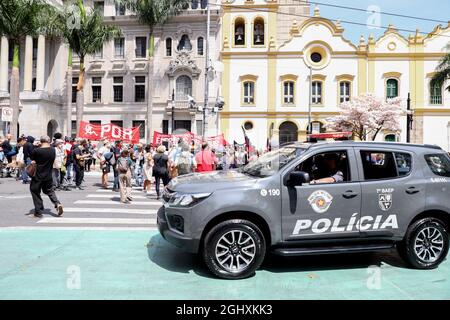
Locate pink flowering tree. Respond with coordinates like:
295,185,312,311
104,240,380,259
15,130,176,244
326,94,404,141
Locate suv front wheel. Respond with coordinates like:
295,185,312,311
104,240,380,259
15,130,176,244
203,219,266,279
398,217,449,269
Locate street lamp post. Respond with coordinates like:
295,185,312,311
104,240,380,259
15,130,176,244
406,92,413,143
308,66,313,136
202,1,211,142
171,89,175,134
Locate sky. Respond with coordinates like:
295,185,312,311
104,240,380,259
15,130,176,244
311,0,450,44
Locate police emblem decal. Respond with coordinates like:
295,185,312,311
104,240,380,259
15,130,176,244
308,190,333,213
378,193,393,211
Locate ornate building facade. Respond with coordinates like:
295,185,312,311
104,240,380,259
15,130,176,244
1,0,450,151
220,0,450,151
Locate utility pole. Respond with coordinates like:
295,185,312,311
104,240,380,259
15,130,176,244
406,92,412,143
202,1,211,142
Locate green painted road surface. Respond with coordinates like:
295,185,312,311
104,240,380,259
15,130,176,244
0,229,449,300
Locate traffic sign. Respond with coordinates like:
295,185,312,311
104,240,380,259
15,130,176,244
1,107,13,122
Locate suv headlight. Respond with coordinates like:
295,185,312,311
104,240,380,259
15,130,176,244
169,192,212,207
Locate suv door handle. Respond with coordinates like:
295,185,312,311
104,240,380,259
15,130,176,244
342,191,358,199
406,187,420,195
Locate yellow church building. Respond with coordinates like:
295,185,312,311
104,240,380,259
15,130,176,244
219,0,450,151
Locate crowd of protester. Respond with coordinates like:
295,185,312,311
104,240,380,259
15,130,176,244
0,132,263,211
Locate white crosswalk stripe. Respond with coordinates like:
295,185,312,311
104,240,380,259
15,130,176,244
38,217,156,225
87,194,148,199
74,200,162,206
35,187,162,229
96,189,156,194
63,207,158,215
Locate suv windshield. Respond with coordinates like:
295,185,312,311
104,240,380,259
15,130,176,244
240,147,304,177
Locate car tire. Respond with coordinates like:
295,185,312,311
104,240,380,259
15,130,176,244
203,219,266,280
397,217,449,269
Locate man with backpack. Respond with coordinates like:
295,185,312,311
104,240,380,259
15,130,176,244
72,139,90,190
117,149,133,203
175,143,197,176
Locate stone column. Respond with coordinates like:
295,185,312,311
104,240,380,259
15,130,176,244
36,35,45,91
23,35,33,91
0,36,8,92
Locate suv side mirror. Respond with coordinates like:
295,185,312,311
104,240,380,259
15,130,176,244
285,171,310,187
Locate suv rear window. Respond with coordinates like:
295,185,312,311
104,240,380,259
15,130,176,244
360,151,412,180
425,154,450,177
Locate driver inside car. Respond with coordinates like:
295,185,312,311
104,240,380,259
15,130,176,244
310,153,344,184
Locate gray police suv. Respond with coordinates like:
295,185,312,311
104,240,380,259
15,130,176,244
157,142,450,279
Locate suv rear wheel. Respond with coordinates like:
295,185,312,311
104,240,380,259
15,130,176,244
203,219,266,279
398,217,449,269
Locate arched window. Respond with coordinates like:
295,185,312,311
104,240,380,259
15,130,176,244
177,34,192,51
176,75,192,100
386,79,399,99
279,121,298,145
430,82,442,105
385,134,397,142
197,37,204,55
253,17,265,45
234,18,245,46
166,38,172,56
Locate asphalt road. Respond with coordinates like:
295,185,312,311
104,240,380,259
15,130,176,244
0,172,449,299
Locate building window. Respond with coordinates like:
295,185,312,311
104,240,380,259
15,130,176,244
72,77,79,103
253,17,265,45
135,37,147,58
197,37,204,56
93,1,104,15
113,77,123,102
92,77,102,103
177,34,192,51
32,78,36,92
8,40,14,62
114,38,125,59
166,38,172,56
135,76,146,102
234,18,245,46
312,81,322,104
162,120,169,134
93,47,103,59
176,75,192,100
430,82,442,105
386,79,399,99
283,81,295,104
71,120,77,138
115,2,125,16
111,120,123,128
339,81,351,103
244,121,253,131
243,81,255,104
32,38,38,60
132,120,145,139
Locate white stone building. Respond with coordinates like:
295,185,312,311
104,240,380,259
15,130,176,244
0,0,222,141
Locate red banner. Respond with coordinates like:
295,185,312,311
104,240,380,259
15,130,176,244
153,131,228,148
78,121,141,143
